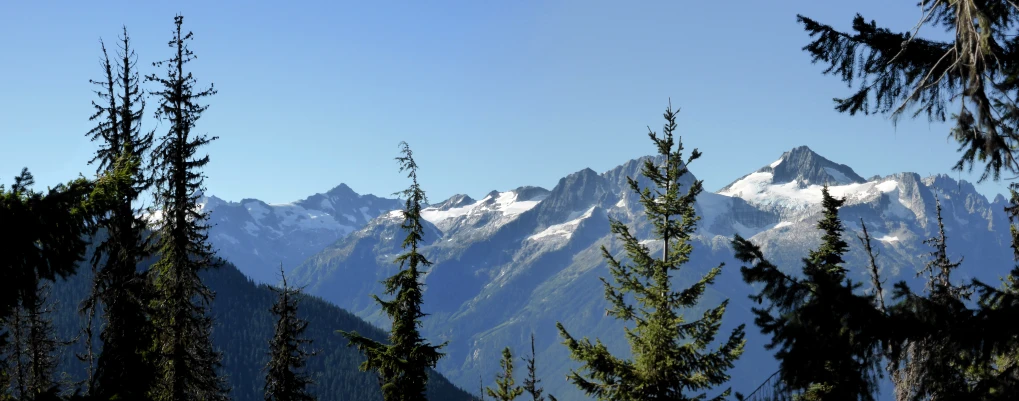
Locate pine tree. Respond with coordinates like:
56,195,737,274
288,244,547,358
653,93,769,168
0,350,10,401
3,282,63,401
486,348,523,401
83,26,157,401
798,2,1019,396
340,141,447,401
265,265,315,401
22,283,61,401
0,169,93,337
146,15,228,401
733,186,886,401
983,182,1019,396
797,1,1019,181
886,194,976,401
3,298,28,401
555,102,746,401
0,168,95,401
520,335,556,401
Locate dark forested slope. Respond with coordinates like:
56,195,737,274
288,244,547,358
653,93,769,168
46,248,473,401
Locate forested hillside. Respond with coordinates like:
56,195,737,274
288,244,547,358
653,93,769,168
43,250,474,401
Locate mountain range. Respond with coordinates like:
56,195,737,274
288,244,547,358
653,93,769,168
199,184,403,284
201,145,1014,401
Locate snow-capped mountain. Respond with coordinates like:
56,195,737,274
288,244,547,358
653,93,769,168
208,146,1012,401
199,183,403,284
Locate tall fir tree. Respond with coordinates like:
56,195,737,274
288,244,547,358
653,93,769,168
0,344,10,401
486,348,522,401
0,169,93,346
733,186,886,401
520,335,556,401
264,265,315,401
3,282,64,401
21,283,61,401
797,1,1019,181
0,169,96,401
83,26,157,401
340,141,447,401
798,2,1019,396
145,15,228,401
3,299,27,401
556,102,746,401
887,194,975,401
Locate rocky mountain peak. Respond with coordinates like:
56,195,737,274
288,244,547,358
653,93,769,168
326,183,358,198
766,145,865,186
432,194,476,211
512,186,551,202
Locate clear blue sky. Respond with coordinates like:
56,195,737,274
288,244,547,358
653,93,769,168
0,0,1010,204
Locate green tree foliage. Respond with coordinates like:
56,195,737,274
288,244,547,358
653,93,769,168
797,3,1019,397
887,195,977,401
264,266,315,401
82,26,157,401
734,186,885,401
556,102,746,401
3,279,68,401
797,1,1019,182
486,348,522,401
520,334,556,401
21,283,61,401
340,141,447,401
145,15,229,401
41,256,474,401
0,169,93,331
0,168,95,401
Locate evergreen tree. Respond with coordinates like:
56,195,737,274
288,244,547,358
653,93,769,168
22,283,61,401
797,1,1019,181
83,26,157,401
733,186,886,401
1,349,10,401
797,3,1019,397
520,335,556,401
486,348,522,401
556,102,746,401
145,15,228,401
264,266,315,401
0,169,93,338
0,168,94,401
887,195,976,401
340,141,447,401
3,282,63,401
3,298,28,401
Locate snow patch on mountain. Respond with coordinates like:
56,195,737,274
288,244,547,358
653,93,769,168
823,167,851,184
695,193,734,232
496,192,542,216
529,206,595,241
770,158,783,168
719,171,901,213
217,233,240,245
245,201,271,221
878,235,900,242
421,190,547,229
268,202,356,233
243,221,261,236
